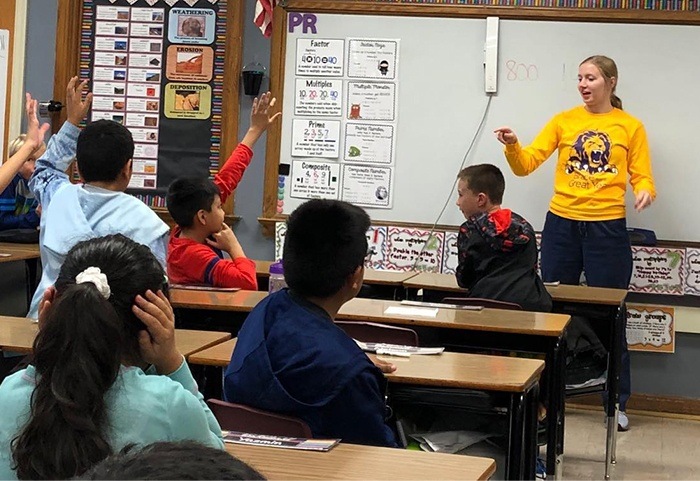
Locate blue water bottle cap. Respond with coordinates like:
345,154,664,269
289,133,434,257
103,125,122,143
269,261,284,275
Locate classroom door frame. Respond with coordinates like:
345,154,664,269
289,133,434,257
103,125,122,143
0,0,28,160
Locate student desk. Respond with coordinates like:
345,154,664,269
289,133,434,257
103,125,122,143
191,338,544,480
170,288,568,478
254,260,418,299
226,441,496,480
0,315,231,358
0,243,40,310
402,271,628,479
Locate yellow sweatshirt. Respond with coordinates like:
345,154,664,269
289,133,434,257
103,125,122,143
504,106,655,221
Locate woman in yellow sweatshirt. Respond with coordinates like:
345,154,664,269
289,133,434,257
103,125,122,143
494,55,656,431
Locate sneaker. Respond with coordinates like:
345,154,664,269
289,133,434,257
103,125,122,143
535,457,547,479
618,411,629,432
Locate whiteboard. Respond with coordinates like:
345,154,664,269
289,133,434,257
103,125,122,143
0,30,9,160
278,14,699,241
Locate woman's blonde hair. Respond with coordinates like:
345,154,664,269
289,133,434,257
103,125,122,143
580,55,622,110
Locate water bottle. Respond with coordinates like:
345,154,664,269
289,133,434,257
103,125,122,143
268,261,287,294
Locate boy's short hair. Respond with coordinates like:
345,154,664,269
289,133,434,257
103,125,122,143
8,134,46,158
283,199,370,298
457,164,505,204
166,177,220,228
76,441,265,480
76,120,135,182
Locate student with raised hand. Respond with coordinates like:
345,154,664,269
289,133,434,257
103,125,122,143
26,77,169,319
0,235,224,480
224,199,398,448
494,55,656,431
166,92,280,289
0,94,49,201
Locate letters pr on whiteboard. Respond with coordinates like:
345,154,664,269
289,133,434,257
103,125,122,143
291,119,340,158
343,123,394,164
294,79,342,116
347,82,396,121
347,39,399,80
290,160,340,200
341,165,392,208
295,39,344,77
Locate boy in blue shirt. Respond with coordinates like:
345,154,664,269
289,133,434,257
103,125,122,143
26,77,169,319
224,199,398,447
0,134,45,231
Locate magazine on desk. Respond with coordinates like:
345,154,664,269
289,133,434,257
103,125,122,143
222,431,340,451
169,284,241,292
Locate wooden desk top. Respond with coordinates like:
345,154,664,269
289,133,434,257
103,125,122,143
255,260,274,277
363,269,419,286
171,290,569,337
190,338,545,392
227,442,496,480
0,315,230,357
0,242,40,263
0,316,38,353
404,271,627,306
255,260,419,287
339,297,569,337
187,338,236,366
170,288,267,311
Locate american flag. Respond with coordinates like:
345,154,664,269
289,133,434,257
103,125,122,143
254,0,277,38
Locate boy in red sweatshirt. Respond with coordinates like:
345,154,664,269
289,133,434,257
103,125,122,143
166,93,280,288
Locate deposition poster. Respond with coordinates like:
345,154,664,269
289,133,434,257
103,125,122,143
85,0,225,203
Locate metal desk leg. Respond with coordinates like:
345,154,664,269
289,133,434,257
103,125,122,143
546,335,566,480
507,392,526,480
24,259,39,312
604,302,624,479
523,383,540,480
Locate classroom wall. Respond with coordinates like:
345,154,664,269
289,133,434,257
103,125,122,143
11,0,700,403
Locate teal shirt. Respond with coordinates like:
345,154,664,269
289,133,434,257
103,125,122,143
0,359,223,479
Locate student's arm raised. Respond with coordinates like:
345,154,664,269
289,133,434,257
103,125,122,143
29,77,92,207
0,95,49,193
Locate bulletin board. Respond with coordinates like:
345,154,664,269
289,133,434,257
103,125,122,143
260,0,700,242
54,0,242,213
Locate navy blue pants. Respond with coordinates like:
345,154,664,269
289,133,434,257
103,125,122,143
540,211,632,411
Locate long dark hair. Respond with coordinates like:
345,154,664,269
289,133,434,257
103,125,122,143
11,234,167,480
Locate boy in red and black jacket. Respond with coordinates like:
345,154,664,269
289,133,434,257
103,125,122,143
455,164,552,312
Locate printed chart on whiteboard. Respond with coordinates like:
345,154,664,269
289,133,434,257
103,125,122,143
283,36,400,210
81,0,227,207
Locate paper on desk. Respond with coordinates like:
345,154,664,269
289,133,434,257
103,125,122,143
384,305,438,317
355,340,444,355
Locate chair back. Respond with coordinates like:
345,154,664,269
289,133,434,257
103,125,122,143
206,399,313,438
336,321,419,346
442,296,523,311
